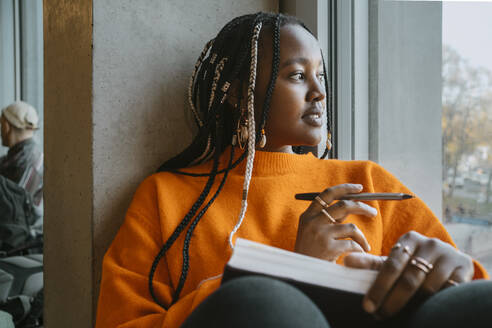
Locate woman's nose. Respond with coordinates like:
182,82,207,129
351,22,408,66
307,76,326,102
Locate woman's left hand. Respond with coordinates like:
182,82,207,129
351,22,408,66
343,230,474,318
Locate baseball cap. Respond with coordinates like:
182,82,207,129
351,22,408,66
1,101,39,130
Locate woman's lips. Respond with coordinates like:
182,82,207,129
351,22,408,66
302,112,323,127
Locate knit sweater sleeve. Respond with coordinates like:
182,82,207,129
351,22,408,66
367,161,489,280
95,176,213,328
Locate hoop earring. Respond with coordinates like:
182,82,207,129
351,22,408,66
259,129,266,148
326,132,332,151
236,106,249,149
231,103,238,146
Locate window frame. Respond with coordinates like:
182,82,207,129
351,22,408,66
282,0,443,219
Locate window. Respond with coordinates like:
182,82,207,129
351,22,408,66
302,0,443,219
289,1,492,273
0,0,44,325
0,0,44,156
442,2,492,274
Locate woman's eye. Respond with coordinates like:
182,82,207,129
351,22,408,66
317,72,325,81
290,72,304,81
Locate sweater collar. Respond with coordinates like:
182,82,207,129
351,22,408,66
182,147,321,177
229,147,319,176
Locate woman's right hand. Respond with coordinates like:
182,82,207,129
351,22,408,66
294,183,377,262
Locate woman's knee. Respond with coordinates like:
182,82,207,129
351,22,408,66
182,276,329,328
409,280,492,328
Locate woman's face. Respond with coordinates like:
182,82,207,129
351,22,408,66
254,24,326,153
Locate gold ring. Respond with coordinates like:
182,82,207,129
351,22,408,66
315,196,330,209
412,256,434,270
320,208,337,224
402,245,413,256
392,243,402,251
410,260,431,274
410,256,433,274
393,243,414,256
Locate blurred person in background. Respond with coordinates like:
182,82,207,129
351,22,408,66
0,101,43,238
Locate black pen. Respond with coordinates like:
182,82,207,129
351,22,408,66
295,192,415,201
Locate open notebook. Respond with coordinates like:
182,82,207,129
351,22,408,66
224,238,377,293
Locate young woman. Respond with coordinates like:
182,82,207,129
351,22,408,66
95,12,490,328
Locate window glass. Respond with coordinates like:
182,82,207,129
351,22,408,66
442,1,492,274
0,1,44,326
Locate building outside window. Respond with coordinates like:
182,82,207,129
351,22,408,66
442,1,492,274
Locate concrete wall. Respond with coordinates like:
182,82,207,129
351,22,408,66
44,0,277,326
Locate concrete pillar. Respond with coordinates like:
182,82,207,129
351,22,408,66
44,1,278,326
44,0,93,326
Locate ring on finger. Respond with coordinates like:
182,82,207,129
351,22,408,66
315,196,330,209
402,245,413,256
392,242,402,251
393,243,413,256
320,208,337,224
409,256,434,274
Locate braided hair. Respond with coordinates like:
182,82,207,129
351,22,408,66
150,12,333,308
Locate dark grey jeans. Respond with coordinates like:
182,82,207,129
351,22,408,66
181,276,492,328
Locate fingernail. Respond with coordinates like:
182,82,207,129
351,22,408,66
360,203,378,216
366,205,378,216
363,299,377,313
354,184,363,190
367,244,371,252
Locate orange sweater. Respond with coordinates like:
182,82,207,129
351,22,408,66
95,149,488,328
